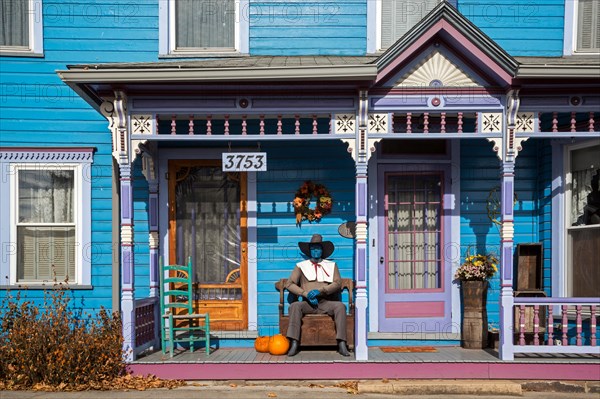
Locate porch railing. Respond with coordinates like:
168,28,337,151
134,297,160,357
128,111,598,139
512,297,599,355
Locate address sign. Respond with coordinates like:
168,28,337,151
222,152,267,172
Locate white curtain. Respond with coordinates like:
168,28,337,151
176,0,235,49
17,170,75,282
0,0,29,47
571,168,594,225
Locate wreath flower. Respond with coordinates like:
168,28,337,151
293,180,332,224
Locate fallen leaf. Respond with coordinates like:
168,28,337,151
308,383,325,388
267,393,277,398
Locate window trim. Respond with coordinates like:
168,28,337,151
12,165,80,284
560,140,600,297
0,148,93,287
0,0,44,57
159,0,249,57
564,0,600,55
368,0,453,54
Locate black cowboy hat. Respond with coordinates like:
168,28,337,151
298,234,335,259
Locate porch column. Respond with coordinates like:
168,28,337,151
102,91,136,361
494,90,527,361
499,161,515,360
354,90,370,360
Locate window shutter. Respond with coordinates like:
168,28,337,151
381,0,439,49
17,227,75,282
577,0,600,51
17,227,37,281
176,0,235,49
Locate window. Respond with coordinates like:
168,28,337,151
576,0,600,52
0,148,93,287
159,0,249,56
566,143,600,297
565,0,599,54
16,168,76,282
379,0,440,50
0,0,43,56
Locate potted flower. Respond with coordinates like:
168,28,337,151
455,251,498,349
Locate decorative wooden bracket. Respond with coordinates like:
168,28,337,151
488,89,528,162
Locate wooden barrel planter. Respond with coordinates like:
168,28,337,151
461,280,488,349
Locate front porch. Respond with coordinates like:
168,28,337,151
130,346,600,380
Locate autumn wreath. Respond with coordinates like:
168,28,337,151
293,181,332,224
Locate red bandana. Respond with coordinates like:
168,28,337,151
311,261,330,277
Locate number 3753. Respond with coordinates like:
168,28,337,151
222,153,267,171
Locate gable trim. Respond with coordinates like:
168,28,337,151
376,19,515,87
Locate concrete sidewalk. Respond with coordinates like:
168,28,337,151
1,380,599,398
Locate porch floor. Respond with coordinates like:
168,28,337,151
130,346,600,381
135,346,599,364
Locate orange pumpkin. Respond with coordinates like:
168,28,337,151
254,336,270,353
268,334,290,356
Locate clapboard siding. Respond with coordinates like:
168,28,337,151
460,139,541,325
255,141,356,335
0,0,159,313
537,140,553,297
250,1,367,55
459,0,564,56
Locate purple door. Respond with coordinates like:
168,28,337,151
378,165,452,333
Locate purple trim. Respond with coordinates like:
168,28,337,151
358,182,366,217
128,362,600,381
149,195,158,230
444,96,501,106
358,247,366,282
503,181,513,216
370,96,429,108
502,247,513,281
150,249,158,284
123,249,132,285
121,184,131,220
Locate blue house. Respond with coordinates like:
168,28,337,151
1,0,598,378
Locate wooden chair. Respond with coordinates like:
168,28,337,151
275,278,355,348
159,257,210,357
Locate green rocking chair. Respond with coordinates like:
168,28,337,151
159,257,210,357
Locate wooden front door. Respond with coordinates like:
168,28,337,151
168,160,248,330
377,165,452,333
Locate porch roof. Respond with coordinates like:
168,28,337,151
515,56,600,79
58,56,379,85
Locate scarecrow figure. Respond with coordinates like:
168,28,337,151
284,234,350,357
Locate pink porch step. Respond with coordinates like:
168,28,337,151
129,347,599,381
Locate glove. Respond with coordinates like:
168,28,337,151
307,289,320,306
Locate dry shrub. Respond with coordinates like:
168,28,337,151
0,284,125,389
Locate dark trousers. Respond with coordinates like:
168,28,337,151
286,300,347,342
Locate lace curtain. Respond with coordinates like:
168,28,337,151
571,168,594,225
387,175,441,290
17,170,75,282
